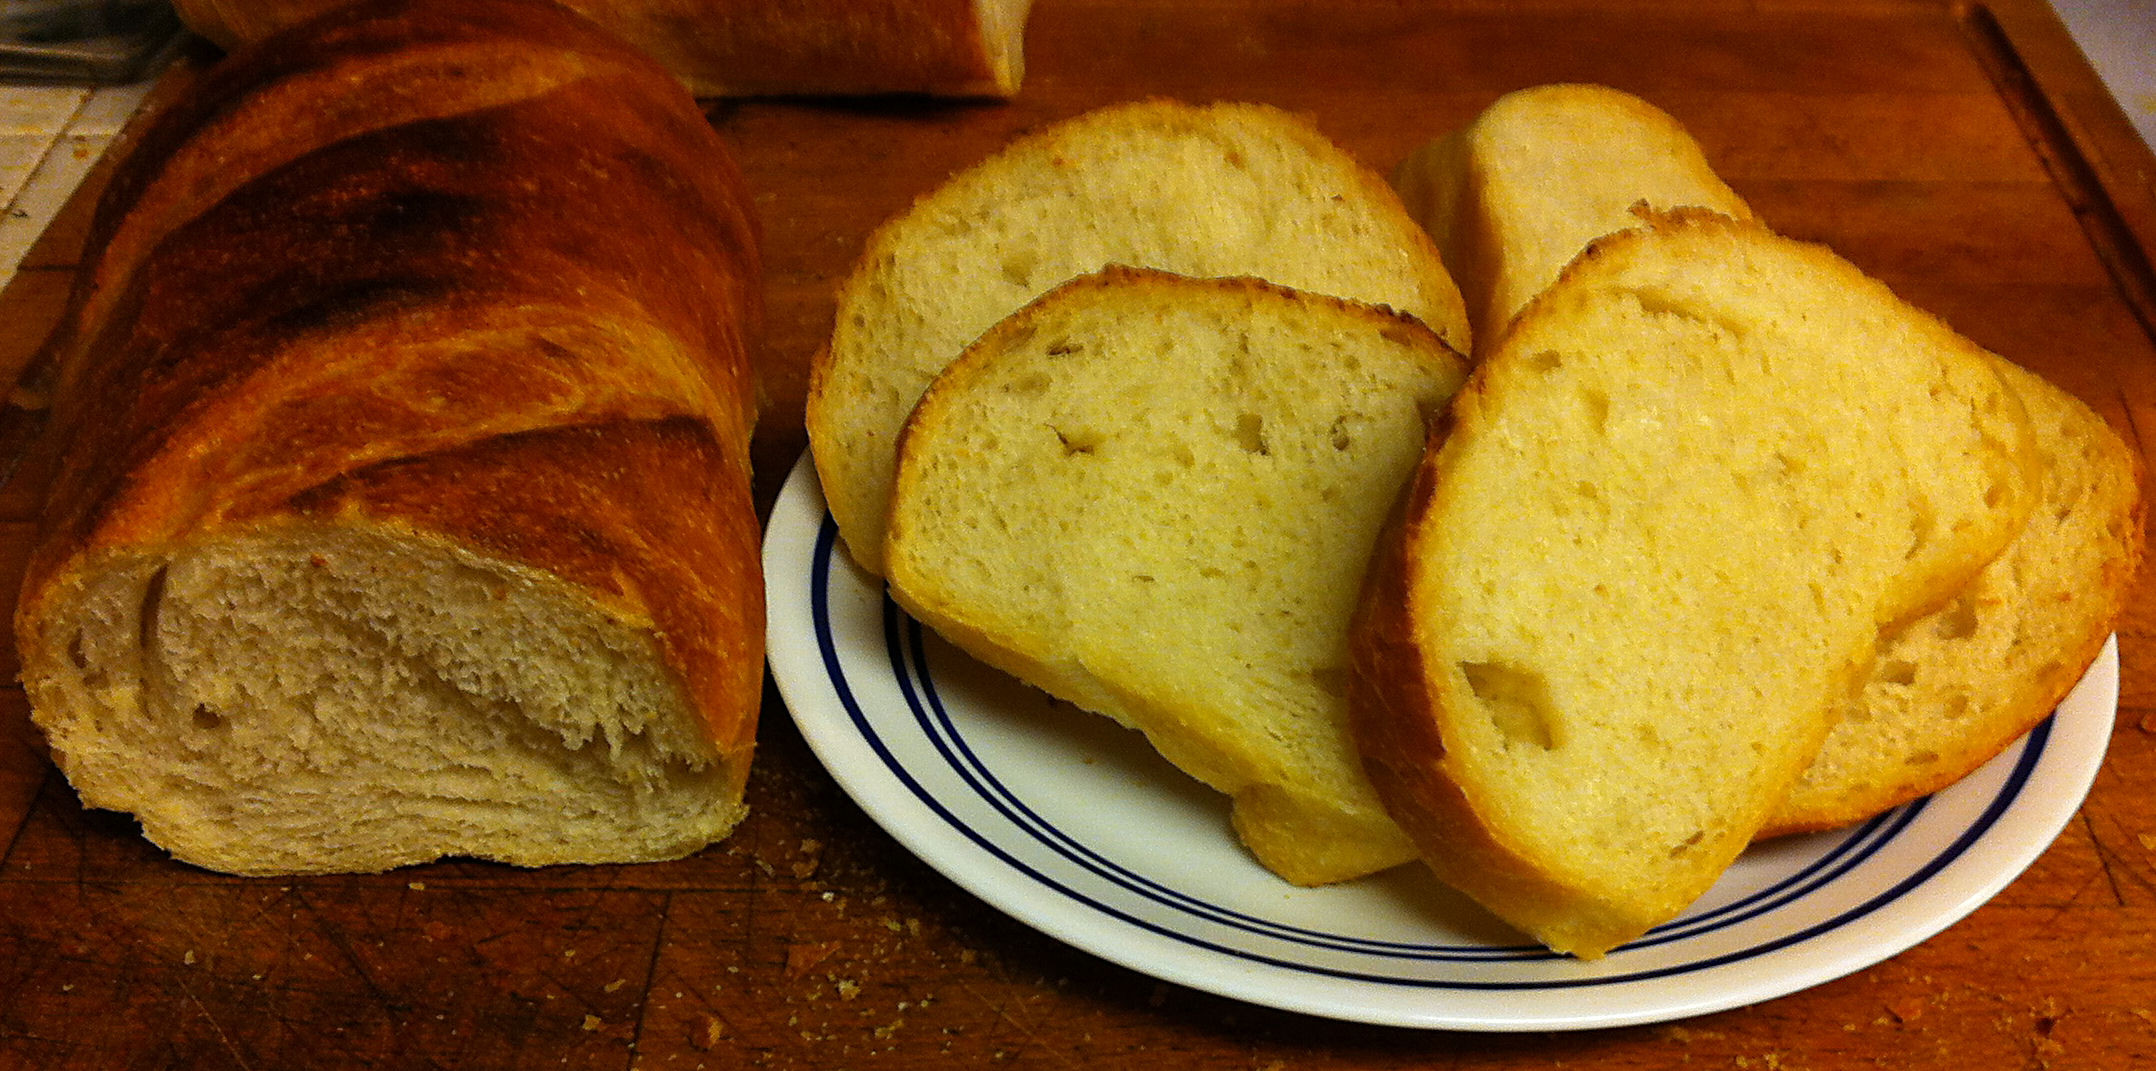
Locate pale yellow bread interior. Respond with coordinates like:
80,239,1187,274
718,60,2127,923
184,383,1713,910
809,98,1470,575
1349,212,2038,957
885,267,1469,885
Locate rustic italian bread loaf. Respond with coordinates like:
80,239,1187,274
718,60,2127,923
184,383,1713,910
1763,361,2143,834
1392,83,1754,350
1348,212,2039,957
170,0,1034,98
884,268,1469,885
808,98,1471,575
13,0,765,875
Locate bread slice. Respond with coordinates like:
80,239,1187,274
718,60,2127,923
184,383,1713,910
884,267,1470,885
1392,82,2139,838
1348,212,2039,957
1392,83,1753,350
1764,362,2143,834
808,98,1470,575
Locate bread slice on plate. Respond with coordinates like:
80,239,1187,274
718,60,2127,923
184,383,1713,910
1390,81,2140,840
1763,360,2143,835
1348,211,2039,957
808,98,1469,574
884,267,1470,885
1392,83,1754,350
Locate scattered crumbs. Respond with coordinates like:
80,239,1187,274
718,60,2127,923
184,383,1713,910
905,918,923,937
564,949,578,959
786,940,841,979
604,979,627,993
1658,1025,1693,1044
582,1015,602,1032
408,881,426,891
959,949,978,966
881,917,904,933
874,1017,905,1040
1887,995,1928,1024
183,951,196,966
59,985,72,993
836,979,861,1000
793,839,823,879
821,891,836,902
691,1016,725,1050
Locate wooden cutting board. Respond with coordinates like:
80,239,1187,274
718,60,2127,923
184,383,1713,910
2,1,2153,1067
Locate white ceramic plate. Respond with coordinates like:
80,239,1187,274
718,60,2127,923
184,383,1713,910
762,455,2116,1031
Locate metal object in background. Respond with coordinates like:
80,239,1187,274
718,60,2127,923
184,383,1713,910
0,0,182,82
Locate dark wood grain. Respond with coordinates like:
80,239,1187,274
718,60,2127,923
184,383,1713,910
3,1,2154,1067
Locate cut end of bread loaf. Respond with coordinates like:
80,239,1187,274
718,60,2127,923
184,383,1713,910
809,97,1469,576
1349,212,2037,957
885,267,1468,885
19,523,748,875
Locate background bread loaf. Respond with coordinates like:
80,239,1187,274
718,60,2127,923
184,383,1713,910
168,0,1034,98
13,0,766,875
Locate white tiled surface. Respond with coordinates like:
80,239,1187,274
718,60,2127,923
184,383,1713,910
2049,0,2156,152
0,78,154,293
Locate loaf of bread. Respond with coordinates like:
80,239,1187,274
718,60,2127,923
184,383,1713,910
884,268,1469,886
809,98,1470,575
169,0,1033,98
1348,211,2039,957
13,0,766,875
1392,83,1754,349
1764,360,2143,834
1395,83,2142,838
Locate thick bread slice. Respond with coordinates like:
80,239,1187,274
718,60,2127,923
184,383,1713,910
1348,212,2038,957
1764,362,2144,834
809,98,1470,574
884,268,1470,885
1392,83,1753,350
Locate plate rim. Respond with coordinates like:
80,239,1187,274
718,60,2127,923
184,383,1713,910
763,452,2115,1030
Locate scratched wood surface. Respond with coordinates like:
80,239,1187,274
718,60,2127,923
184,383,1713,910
2,1,2155,1067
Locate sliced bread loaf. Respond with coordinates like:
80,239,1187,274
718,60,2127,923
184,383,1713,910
1348,212,2038,957
884,267,1470,885
1763,361,2143,834
1392,83,1753,350
808,98,1470,574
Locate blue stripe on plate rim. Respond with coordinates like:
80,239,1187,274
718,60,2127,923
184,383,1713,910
809,513,2052,990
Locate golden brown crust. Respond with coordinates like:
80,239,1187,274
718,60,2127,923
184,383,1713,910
18,0,764,767
288,417,765,767
170,0,1032,98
